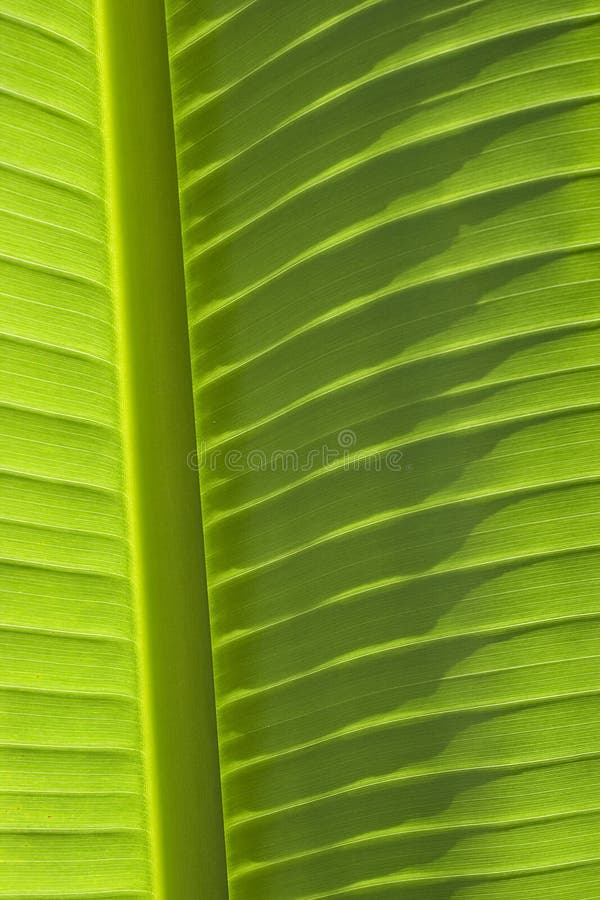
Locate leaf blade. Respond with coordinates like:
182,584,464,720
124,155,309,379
167,1,600,897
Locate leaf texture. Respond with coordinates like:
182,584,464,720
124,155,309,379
166,1,600,897
0,1,150,896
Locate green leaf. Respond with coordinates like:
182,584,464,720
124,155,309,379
3,0,600,898
0,1,150,897
166,1,600,898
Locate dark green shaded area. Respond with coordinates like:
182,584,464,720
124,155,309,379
166,2,600,897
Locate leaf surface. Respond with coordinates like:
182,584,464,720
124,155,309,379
0,1,150,896
166,1,600,897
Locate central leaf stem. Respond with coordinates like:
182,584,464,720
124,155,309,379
96,1,228,897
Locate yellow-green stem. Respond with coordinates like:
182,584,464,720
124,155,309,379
96,1,228,897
